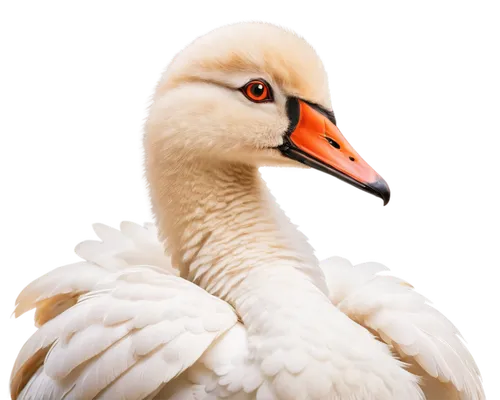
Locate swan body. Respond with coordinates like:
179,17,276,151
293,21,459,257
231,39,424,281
10,23,484,400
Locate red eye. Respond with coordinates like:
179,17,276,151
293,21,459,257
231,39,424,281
241,80,273,103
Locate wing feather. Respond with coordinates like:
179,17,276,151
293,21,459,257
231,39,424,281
320,256,485,400
11,266,237,399
75,222,176,273
14,222,176,329
14,262,106,319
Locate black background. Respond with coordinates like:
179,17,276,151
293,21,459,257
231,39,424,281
8,10,497,391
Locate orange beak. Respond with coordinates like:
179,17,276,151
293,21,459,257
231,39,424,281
279,99,390,205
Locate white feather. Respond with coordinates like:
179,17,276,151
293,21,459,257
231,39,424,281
14,262,106,318
11,263,237,399
75,222,176,274
320,256,485,400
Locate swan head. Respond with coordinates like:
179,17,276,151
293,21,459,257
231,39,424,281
145,22,390,205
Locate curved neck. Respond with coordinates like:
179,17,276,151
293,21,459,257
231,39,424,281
147,158,357,400
146,157,326,302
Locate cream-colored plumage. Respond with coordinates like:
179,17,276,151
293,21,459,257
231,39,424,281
11,23,484,400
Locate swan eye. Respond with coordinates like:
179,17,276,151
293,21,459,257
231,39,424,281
241,80,273,103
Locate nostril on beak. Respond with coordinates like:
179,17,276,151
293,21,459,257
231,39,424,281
325,137,340,149
323,137,356,162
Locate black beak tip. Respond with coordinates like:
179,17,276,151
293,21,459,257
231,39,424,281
370,178,391,206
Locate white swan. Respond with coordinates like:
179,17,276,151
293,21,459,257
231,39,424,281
10,23,484,400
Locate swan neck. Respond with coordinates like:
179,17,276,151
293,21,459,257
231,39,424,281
147,158,324,301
